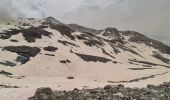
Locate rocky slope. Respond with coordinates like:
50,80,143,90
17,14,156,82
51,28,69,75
0,17,170,67
28,82,170,100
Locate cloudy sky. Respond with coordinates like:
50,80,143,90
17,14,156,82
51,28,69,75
0,0,170,45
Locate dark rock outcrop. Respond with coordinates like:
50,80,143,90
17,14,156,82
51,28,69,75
43,17,75,40
121,31,170,54
152,51,170,64
0,84,19,89
21,27,53,43
103,27,120,38
50,24,75,40
10,39,19,42
43,46,58,52
75,32,103,47
0,29,20,39
60,59,71,64
108,71,168,83
74,53,112,63
102,48,115,59
67,76,74,79
84,40,103,47
117,43,143,57
58,40,79,47
128,68,156,70
0,27,53,43
3,46,40,64
44,54,55,56
0,61,16,67
15,56,30,64
0,70,13,76
3,46,40,57
129,59,170,68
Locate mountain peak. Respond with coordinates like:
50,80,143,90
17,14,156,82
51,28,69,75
102,27,120,38
43,16,62,25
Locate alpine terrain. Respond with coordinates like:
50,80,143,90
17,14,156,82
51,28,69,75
0,17,170,100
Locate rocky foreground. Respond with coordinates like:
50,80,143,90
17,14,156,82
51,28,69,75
28,82,170,100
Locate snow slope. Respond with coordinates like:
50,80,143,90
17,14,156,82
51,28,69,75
0,17,170,100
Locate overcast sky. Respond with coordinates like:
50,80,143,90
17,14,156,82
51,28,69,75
0,0,169,45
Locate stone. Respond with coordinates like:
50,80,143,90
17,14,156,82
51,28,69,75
28,87,55,100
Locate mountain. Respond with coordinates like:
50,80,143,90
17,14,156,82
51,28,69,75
0,17,170,100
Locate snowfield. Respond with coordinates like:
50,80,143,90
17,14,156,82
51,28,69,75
0,17,170,100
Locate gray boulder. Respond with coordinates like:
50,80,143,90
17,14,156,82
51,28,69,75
28,87,55,100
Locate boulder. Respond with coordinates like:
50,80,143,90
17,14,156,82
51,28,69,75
28,87,55,100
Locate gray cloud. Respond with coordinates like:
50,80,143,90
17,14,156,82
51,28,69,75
63,0,170,45
0,0,48,23
0,0,169,45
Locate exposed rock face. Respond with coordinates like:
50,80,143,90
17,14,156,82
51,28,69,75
102,27,120,39
0,70,13,76
0,61,16,67
74,53,112,63
121,30,170,54
43,17,62,25
0,29,20,39
58,40,79,47
21,27,53,43
0,84,19,89
3,46,40,64
43,17,75,40
29,82,170,100
102,48,115,59
60,59,71,64
10,39,19,42
44,54,55,56
129,59,170,68
3,46,40,57
75,32,103,47
107,71,168,83
0,27,53,43
152,51,170,64
43,46,58,52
